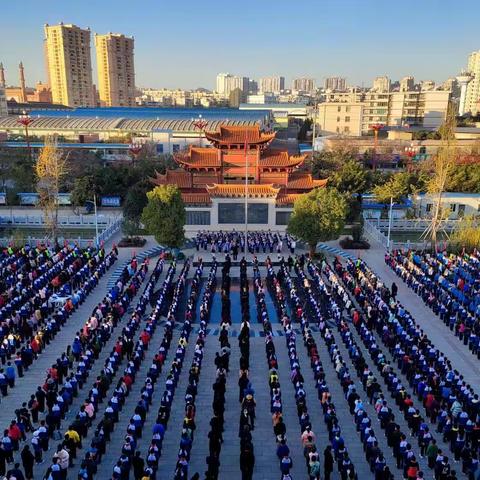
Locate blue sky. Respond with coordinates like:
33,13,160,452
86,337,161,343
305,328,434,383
0,0,478,90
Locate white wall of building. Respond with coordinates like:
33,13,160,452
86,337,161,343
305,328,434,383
414,193,480,219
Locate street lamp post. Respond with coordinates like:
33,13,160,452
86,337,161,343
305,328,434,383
191,114,208,147
370,123,384,171
18,110,33,162
128,142,142,167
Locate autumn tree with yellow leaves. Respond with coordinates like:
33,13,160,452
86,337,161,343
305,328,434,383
35,136,68,244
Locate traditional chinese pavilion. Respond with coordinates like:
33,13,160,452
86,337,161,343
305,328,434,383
152,124,327,231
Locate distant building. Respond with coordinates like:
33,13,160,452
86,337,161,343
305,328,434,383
228,88,247,108
0,86,7,115
247,93,276,104
400,76,415,92
465,50,480,115
324,77,346,91
292,77,315,93
44,23,94,107
420,80,435,91
215,73,232,95
316,90,451,136
248,79,258,94
259,76,285,94
0,63,5,88
317,102,363,136
215,73,249,96
94,33,135,107
415,192,480,219
2,62,52,104
372,76,390,93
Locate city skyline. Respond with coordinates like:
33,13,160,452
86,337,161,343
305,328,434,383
0,0,479,90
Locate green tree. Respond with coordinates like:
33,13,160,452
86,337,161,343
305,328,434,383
445,163,480,193
298,118,312,141
330,159,369,194
287,187,348,257
373,171,428,203
141,185,186,248
423,104,457,251
123,180,150,226
449,216,480,253
310,144,357,179
70,175,98,207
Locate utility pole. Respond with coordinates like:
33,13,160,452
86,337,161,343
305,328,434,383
311,103,317,152
387,196,394,251
94,193,99,248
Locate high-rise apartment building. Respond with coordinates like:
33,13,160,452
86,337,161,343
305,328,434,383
324,77,347,91
292,77,315,93
465,50,480,115
215,73,249,96
400,76,415,92
94,33,135,107
259,76,285,93
372,76,390,92
44,23,94,107
216,73,231,95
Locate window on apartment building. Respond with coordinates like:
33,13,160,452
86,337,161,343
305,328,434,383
345,106,351,113
450,204,456,212
426,204,433,213
337,116,341,122
344,126,350,133
337,106,341,112
344,116,350,122
336,127,340,133
458,204,466,217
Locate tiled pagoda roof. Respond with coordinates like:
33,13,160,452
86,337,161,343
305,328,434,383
181,192,211,205
286,172,328,189
260,150,306,169
276,193,302,205
175,146,305,171
206,183,280,198
151,170,192,188
176,147,221,168
205,125,276,145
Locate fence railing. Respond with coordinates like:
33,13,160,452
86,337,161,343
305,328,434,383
367,218,460,232
363,218,431,251
363,218,389,248
94,217,123,246
0,214,119,227
0,217,123,249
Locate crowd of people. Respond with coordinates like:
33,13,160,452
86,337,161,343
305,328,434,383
0,246,124,479
2,238,479,480
171,261,217,479
331,256,480,479
106,259,191,480
0,244,117,399
385,250,480,357
194,231,297,258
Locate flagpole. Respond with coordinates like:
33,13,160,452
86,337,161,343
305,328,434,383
244,139,248,263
